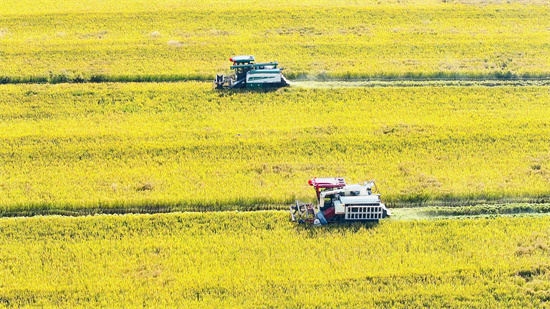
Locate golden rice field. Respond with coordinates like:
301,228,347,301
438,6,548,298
0,211,550,308
1,82,550,214
0,0,549,82
2,0,550,307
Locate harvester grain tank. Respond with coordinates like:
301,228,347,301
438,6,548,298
290,177,391,224
214,55,290,89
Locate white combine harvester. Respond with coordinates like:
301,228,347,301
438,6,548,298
214,55,290,89
290,177,391,224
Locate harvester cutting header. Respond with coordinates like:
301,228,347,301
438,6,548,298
214,55,289,89
290,177,391,225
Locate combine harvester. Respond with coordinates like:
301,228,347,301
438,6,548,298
214,55,290,89
290,177,391,225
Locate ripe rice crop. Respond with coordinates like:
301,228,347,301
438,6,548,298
0,0,548,83
2,0,550,307
1,82,549,214
0,211,549,308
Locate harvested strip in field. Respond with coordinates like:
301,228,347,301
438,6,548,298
293,80,550,88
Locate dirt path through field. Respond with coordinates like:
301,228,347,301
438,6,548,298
291,80,550,88
4,203,549,221
388,205,550,221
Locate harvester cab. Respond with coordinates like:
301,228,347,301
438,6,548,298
290,177,391,225
214,55,290,89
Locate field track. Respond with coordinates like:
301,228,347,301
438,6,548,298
2,78,550,87
3,202,550,222
293,79,550,88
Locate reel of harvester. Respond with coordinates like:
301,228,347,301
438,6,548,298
290,177,391,225
214,55,290,89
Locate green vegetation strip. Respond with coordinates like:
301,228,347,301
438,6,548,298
0,211,549,308
3,202,550,219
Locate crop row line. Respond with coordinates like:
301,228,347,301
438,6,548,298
2,72,550,85
3,198,550,218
